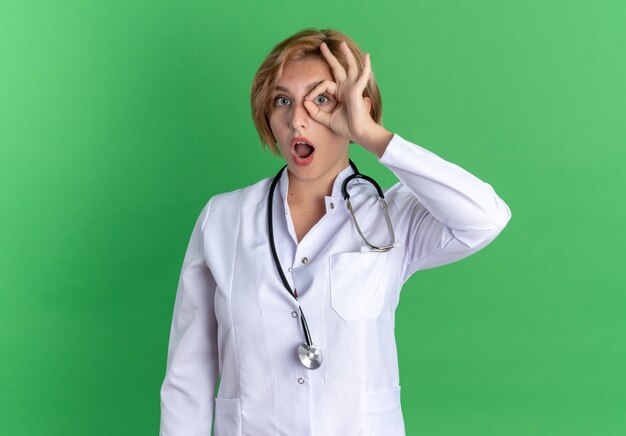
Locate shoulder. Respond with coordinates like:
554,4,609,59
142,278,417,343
382,181,423,214
383,181,410,199
200,175,274,229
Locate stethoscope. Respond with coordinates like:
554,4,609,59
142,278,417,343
267,158,402,370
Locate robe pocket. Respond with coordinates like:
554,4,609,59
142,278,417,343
213,397,242,436
366,385,406,436
329,250,388,321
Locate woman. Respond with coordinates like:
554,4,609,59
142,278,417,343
159,28,511,436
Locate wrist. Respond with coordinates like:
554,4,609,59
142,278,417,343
357,124,394,158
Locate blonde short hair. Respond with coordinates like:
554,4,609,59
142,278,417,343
250,28,384,157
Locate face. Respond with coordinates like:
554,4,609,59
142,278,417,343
268,56,349,184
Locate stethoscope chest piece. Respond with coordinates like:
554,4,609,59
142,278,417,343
298,342,323,370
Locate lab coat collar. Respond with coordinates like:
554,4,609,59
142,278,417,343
278,162,355,206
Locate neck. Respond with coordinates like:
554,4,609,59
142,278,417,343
287,158,349,207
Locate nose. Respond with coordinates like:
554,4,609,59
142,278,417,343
289,99,310,130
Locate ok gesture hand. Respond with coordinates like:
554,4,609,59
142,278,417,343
303,41,377,145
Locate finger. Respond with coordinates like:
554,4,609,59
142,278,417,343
303,98,332,127
340,41,359,81
303,79,337,127
319,42,347,81
304,80,338,102
355,52,371,92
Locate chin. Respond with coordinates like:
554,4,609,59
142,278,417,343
300,161,338,178
287,161,319,176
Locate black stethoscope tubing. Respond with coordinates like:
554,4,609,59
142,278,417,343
267,158,364,300
268,159,390,369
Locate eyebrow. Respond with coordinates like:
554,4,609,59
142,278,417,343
273,80,324,94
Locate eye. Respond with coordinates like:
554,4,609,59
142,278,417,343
274,96,290,106
272,94,331,107
315,95,330,104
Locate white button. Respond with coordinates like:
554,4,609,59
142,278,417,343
301,257,309,264
288,267,292,272
298,378,305,384
291,311,298,318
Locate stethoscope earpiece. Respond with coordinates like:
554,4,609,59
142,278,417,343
361,240,402,253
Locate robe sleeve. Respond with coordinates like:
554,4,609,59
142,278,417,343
160,197,219,435
378,133,512,283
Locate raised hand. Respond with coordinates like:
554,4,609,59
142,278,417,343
303,41,377,145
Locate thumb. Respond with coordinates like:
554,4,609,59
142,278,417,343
304,100,331,127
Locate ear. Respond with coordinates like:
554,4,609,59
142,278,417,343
364,96,372,113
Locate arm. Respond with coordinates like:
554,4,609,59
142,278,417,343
298,41,511,282
160,197,219,435
363,127,512,283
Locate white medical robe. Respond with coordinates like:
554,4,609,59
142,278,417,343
159,132,512,435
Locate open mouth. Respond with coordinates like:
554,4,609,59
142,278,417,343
294,142,315,159
290,137,316,165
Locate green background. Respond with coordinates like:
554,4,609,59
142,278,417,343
1,1,624,435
